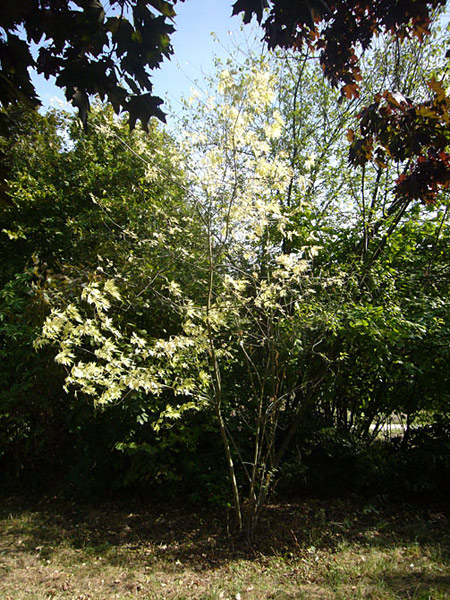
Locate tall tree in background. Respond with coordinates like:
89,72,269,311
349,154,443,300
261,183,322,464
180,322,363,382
233,0,450,204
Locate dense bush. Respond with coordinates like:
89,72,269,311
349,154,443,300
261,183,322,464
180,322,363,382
277,417,450,501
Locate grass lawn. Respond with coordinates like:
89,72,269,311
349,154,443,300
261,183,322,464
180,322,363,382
0,495,448,599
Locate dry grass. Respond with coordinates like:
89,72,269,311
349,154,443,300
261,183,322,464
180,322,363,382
0,496,449,599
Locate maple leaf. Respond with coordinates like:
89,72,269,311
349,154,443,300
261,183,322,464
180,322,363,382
342,83,359,99
232,0,269,24
385,91,409,109
127,94,166,132
428,77,448,102
148,0,177,18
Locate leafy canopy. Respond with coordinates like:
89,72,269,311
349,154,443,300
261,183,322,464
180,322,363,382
233,0,446,94
0,0,185,130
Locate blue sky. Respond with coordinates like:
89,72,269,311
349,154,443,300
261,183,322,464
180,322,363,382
32,0,262,119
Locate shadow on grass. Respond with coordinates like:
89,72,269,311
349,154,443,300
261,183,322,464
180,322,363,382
379,573,450,599
1,495,449,571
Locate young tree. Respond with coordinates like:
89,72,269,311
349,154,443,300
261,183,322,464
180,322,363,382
36,60,320,537
34,19,450,537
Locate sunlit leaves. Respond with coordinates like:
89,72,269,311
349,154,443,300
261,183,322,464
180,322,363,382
186,64,297,254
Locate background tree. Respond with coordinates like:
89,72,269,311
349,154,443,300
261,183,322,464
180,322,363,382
0,103,208,492
234,0,450,204
267,24,450,495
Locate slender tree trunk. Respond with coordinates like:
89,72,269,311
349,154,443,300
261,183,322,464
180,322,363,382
206,223,242,531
